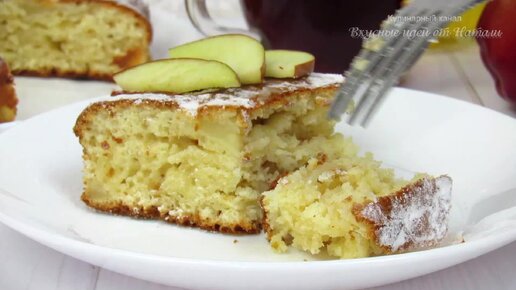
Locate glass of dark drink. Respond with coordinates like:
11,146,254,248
185,0,401,73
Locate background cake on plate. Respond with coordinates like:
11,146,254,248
0,0,152,80
74,73,350,233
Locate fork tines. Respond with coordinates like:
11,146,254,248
329,0,486,127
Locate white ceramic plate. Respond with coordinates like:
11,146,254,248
0,88,515,290
0,121,19,134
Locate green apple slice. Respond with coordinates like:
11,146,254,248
113,58,241,93
168,34,265,85
265,50,315,78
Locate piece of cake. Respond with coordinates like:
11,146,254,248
74,73,351,233
0,0,152,80
0,58,18,123
261,156,452,258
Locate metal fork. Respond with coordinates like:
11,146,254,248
328,0,486,127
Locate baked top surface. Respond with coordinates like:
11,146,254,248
109,73,344,116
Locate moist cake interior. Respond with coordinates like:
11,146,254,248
262,156,452,258
74,73,348,233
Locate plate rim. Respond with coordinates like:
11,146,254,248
0,203,516,267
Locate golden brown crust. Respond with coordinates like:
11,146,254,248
81,191,261,234
13,68,114,82
112,47,149,71
259,195,273,240
73,84,340,139
7,0,152,81
250,82,338,113
0,58,18,123
73,98,184,138
268,172,288,190
13,49,149,81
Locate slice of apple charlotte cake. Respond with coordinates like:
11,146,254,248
74,73,351,233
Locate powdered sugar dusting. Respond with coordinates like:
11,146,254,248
357,176,452,252
266,73,344,89
304,73,344,87
109,73,343,116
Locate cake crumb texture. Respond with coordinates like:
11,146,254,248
262,155,452,258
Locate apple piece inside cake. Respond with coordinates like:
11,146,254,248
261,156,453,258
74,73,350,233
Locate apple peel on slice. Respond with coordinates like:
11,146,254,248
169,34,265,85
265,50,315,79
113,58,241,94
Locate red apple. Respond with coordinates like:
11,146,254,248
477,0,516,103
